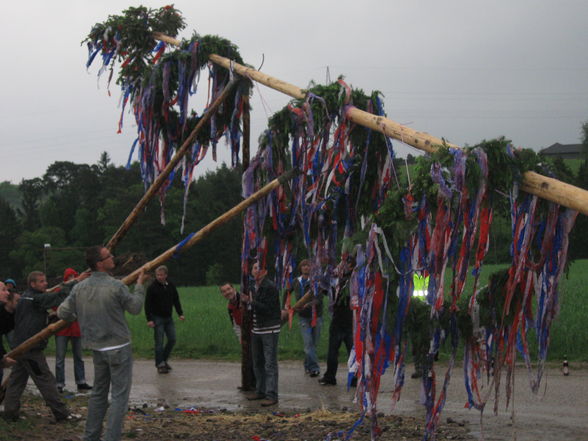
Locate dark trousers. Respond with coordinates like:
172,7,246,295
3,349,69,420
251,332,279,401
323,319,353,382
153,315,176,366
240,308,256,390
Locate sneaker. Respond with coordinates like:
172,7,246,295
245,392,265,401
77,383,93,392
164,362,172,371
310,370,320,378
260,398,278,407
157,365,169,374
318,376,336,386
54,413,82,423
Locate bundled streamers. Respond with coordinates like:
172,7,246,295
85,10,579,440
241,66,578,441
85,7,250,227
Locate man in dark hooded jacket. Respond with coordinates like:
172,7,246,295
2,271,82,422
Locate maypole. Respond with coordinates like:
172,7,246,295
153,24,583,441
4,7,583,440
155,32,588,216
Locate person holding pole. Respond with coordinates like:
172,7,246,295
319,256,356,387
240,261,281,407
2,272,77,423
219,281,257,391
53,268,92,393
219,282,243,341
284,259,324,377
145,265,184,374
0,281,17,371
57,246,147,441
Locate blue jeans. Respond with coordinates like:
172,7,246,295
251,332,279,401
153,316,176,366
85,344,133,441
299,316,322,373
55,335,86,387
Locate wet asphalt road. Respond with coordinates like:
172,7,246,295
16,357,588,440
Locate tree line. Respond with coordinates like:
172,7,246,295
2,130,588,289
0,153,243,287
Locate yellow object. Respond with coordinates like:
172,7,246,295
413,273,429,298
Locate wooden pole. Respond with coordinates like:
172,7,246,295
153,32,588,216
105,77,241,252
292,291,314,311
242,94,251,171
153,33,306,100
3,168,299,364
4,320,68,362
121,167,299,285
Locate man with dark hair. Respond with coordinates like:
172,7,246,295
0,282,17,372
219,282,243,340
241,261,281,407
220,282,256,391
145,265,184,374
85,245,105,271
58,246,147,441
2,271,77,422
284,259,324,377
319,257,356,387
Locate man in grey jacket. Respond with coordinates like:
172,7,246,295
58,246,146,441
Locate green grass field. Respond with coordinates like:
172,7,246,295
44,260,588,362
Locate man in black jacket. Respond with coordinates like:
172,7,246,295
2,271,80,422
145,265,184,374
0,281,17,371
241,261,281,406
319,257,356,387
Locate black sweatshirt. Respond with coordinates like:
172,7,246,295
145,279,183,321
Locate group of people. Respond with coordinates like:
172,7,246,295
217,256,359,408
0,246,362,439
1,246,147,441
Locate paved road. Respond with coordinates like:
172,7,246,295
22,358,588,440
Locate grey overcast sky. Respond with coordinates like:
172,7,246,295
1,0,587,184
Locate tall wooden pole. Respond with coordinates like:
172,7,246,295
153,32,588,216
105,77,241,252
3,168,298,363
242,94,250,171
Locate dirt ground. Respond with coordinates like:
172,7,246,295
0,397,472,441
1,358,587,441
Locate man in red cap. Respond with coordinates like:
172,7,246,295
54,268,92,393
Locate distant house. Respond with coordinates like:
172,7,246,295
539,143,584,159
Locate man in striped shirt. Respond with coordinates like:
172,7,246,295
241,261,281,407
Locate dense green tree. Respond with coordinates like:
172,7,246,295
5,158,255,285
0,181,22,210
8,226,81,279
18,178,44,231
